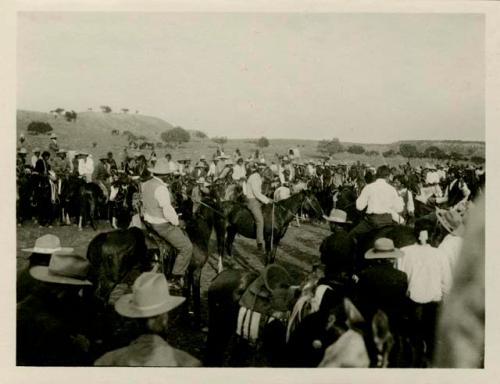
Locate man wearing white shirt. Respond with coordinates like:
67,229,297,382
141,159,193,291
349,165,404,241
436,208,465,273
31,148,41,169
245,160,271,251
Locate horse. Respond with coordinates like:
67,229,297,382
78,182,107,230
86,198,216,328
216,190,324,265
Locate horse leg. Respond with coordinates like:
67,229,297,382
89,198,97,231
225,226,237,257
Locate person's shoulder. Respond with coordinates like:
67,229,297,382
172,347,202,367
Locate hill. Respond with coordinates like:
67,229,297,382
17,110,485,166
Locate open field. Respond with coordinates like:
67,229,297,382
16,219,329,362
17,110,484,167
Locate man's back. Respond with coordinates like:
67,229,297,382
356,179,402,214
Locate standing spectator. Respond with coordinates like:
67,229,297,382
207,156,219,181
436,208,465,273
94,272,201,366
48,133,59,158
31,147,41,169
106,151,118,173
35,151,53,227
120,147,129,170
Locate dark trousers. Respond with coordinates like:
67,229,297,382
349,213,393,240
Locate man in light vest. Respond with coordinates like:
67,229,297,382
141,158,193,291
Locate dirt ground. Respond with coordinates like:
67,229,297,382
16,219,329,364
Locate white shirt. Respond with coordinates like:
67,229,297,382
31,155,39,168
416,184,443,205
397,243,452,303
143,177,179,226
356,179,404,215
245,172,271,204
274,186,291,202
207,162,218,178
232,164,247,181
438,234,463,274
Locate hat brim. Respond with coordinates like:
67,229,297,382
323,215,351,224
29,266,92,285
115,293,185,318
364,248,404,259
436,209,463,235
21,246,74,254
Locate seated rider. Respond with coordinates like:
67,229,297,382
348,165,404,244
245,159,272,252
140,158,193,292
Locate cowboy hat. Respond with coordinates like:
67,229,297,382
22,234,74,254
217,153,229,160
257,158,267,166
18,147,28,154
29,253,92,286
115,272,185,318
50,133,58,139
436,208,465,236
365,238,404,259
148,158,171,175
323,208,351,224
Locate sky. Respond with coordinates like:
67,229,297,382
17,12,485,143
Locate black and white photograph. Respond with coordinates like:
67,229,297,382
10,2,492,377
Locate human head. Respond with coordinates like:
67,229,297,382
107,151,113,159
165,153,172,161
376,165,390,179
41,151,50,160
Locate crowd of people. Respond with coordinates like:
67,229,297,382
16,132,485,367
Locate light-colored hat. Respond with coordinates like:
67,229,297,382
115,272,185,318
436,208,465,236
20,133,25,139
29,253,92,286
33,147,41,153
148,158,171,175
365,238,404,259
425,163,436,170
22,234,74,254
57,148,67,154
195,162,205,169
257,158,267,166
50,133,57,139
217,153,229,160
18,147,28,154
225,159,234,166
323,208,351,224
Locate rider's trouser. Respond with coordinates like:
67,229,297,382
348,213,393,241
151,222,193,276
247,198,265,246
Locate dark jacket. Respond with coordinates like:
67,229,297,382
319,227,355,275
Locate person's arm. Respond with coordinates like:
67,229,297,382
155,185,179,226
407,190,415,215
250,176,270,204
355,185,369,211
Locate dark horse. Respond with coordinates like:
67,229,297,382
86,198,216,327
78,182,107,230
216,190,323,265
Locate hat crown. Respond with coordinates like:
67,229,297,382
48,253,90,279
149,158,171,175
329,209,347,222
373,238,395,252
34,234,62,251
132,272,170,310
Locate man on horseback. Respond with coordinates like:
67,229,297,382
349,165,404,243
140,159,193,292
245,159,272,252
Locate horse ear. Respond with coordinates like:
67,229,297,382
343,298,365,327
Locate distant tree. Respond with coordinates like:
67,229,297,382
92,142,98,148
449,151,464,161
88,107,93,111
399,143,418,159
27,121,53,135
138,135,147,141
135,110,139,114
365,150,379,157
161,127,190,146
382,149,397,158
64,110,77,122
471,155,485,164
347,145,365,154
194,130,208,139
212,136,228,146
100,105,112,113
256,137,270,149
317,138,344,155
121,108,129,114
423,146,446,159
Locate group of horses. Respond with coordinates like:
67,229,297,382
18,164,480,367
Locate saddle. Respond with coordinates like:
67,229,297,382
239,264,294,317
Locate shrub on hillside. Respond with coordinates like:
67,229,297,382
423,146,446,159
212,136,228,145
194,130,208,139
121,108,129,114
64,110,77,122
256,137,270,148
365,150,379,157
317,138,344,155
27,121,53,135
382,149,397,158
471,155,485,164
399,143,418,158
100,105,112,113
347,145,365,154
161,127,190,146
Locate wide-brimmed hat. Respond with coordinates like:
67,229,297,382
18,147,28,155
323,208,351,224
217,153,229,160
148,158,171,175
22,234,74,254
33,147,41,153
115,272,185,318
257,158,267,167
436,208,465,236
29,253,92,286
50,133,57,139
195,162,205,169
225,159,234,166
365,238,404,259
